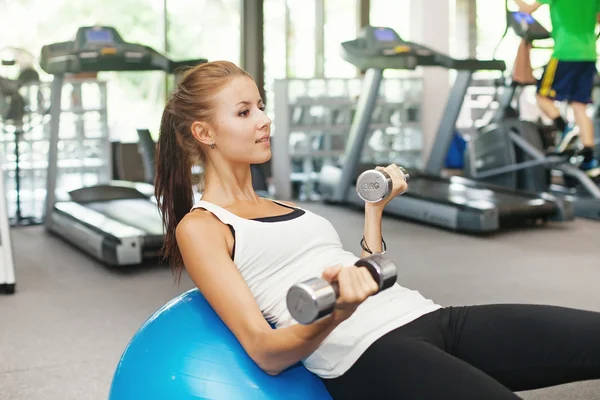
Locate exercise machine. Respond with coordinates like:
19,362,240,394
0,55,44,226
41,26,207,266
135,128,157,186
0,163,16,294
464,11,600,220
319,25,571,233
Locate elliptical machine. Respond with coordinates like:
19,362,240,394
463,10,600,220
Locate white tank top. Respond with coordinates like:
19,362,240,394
191,199,442,379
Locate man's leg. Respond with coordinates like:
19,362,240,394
571,102,594,148
442,304,600,392
536,93,561,120
570,62,599,178
536,58,568,142
536,60,577,153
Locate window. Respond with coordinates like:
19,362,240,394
264,0,288,85
324,0,359,78
164,0,241,138
286,0,317,78
264,0,364,80
166,0,241,64
370,0,411,40
476,0,553,75
370,0,414,78
0,0,167,142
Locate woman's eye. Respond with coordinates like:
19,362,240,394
259,105,266,111
239,110,249,117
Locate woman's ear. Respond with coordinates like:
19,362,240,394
191,121,213,146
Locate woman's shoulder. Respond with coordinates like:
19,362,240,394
177,208,224,236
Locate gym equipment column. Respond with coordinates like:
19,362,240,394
0,163,16,294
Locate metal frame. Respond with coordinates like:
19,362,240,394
44,75,64,228
315,0,325,78
453,0,477,58
241,0,265,100
468,125,600,219
357,0,370,28
332,68,383,201
425,70,473,175
272,79,292,200
509,133,600,198
0,163,16,294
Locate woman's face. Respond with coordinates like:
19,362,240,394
210,76,272,165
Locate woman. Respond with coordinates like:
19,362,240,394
155,61,600,399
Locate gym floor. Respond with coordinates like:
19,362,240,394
1,202,599,400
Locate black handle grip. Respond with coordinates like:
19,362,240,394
328,259,381,299
286,254,398,325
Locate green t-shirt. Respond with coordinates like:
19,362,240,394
538,0,600,60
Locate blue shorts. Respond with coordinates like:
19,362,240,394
536,59,597,104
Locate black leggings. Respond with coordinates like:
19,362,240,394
321,304,600,399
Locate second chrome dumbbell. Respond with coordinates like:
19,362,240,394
356,166,410,203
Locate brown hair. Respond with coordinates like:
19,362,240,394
155,60,253,280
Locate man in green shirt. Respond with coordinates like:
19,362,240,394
516,0,600,180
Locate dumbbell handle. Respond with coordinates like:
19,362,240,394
286,254,397,325
322,254,392,297
383,166,410,183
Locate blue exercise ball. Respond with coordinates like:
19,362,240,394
109,288,332,400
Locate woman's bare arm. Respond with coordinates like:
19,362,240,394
176,212,342,375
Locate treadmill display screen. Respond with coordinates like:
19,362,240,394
85,29,114,44
511,11,535,25
374,28,398,42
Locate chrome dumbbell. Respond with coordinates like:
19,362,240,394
286,254,398,324
356,166,410,203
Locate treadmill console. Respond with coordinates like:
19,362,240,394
509,12,551,41
341,25,505,72
341,25,454,70
40,26,207,75
344,26,406,56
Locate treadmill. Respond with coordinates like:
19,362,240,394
41,25,207,266
319,25,572,233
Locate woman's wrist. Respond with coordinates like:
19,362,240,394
364,203,384,216
362,204,385,256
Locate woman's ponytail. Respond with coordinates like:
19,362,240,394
154,60,254,281
155,106,193,279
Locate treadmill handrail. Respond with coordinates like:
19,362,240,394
341,34,506,73
450,59,506,71
69,184,148,203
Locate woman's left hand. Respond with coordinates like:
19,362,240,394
366,164,408,210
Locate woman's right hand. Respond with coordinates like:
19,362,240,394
321,264,380,324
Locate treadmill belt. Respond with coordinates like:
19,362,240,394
85,199,165,236
405,176,556,215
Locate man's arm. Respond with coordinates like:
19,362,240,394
514,0,543,14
